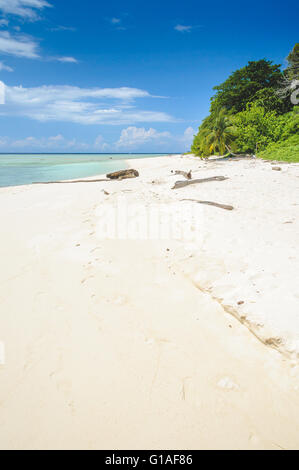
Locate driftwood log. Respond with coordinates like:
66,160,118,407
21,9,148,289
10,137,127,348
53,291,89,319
172,176,228,189
107,169,139,180
181,199,234,211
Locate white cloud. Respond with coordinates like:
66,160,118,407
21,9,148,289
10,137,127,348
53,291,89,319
94,134,104,147
0,127,195,152
0,31,39,58
0,60,13,71
0,134,88,150
7,84,151,102
115,126,195,151
0,0,52,21
56,56,78,63
180,126,195,145
116,127,171,148
2,83,173,125
108,17,127,30
0,136,8,146
110,18,121,24
49,25,76,32
174,24,192,33
48,134,66,143
94,134,110,151
12,136,39,147
0,34,77,62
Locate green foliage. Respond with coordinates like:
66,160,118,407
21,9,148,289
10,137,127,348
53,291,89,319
233,105,279,153
286,43,299,80
191,44,298,162
279,109,299,139
210,59,283,114
202,108,235,155
258,135,299,162
249,87,292,114
233,107,299,153
191,132,207,158
191,109,235,158
191,114,217,157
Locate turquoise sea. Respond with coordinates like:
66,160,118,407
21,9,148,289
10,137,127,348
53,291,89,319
0,153,168,188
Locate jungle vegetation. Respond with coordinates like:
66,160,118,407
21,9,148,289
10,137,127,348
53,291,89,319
191,44,299,162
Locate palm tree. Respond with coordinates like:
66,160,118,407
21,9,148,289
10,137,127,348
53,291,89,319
202,108,235,156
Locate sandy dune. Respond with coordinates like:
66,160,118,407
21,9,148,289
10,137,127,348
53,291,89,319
0,155,299,450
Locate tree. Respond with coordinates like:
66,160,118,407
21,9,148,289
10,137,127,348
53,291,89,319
190,47,299,161
286,43,299,80
210,60,283,114
233,104,281,153
191,114,216,157
275,44,299,106
249,87,292,114
192,108,235,157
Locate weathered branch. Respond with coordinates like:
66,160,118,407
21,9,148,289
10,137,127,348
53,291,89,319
181,199,234,211
172,176,228,189
173,170,192,179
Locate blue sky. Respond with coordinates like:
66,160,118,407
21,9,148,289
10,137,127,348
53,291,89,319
0,0,297,153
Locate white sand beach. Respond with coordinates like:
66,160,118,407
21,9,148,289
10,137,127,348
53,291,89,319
0,154,299,450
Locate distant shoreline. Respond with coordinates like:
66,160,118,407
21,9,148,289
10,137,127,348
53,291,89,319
0,152,174,188
0,152,179,155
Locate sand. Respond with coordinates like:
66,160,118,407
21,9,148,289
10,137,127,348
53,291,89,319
0,154,298,450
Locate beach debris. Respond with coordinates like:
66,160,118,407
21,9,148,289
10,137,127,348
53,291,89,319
151,179,165,185
102,189,110,195
106,169,139,180
173,170,192,179
181,199,234,211
272,166,282,171
264,337,282,347
172,175,228,189
237,300,245,305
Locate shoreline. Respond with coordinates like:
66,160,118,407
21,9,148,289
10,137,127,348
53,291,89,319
0,153,174,190
1,153,299,359
1,154,299,449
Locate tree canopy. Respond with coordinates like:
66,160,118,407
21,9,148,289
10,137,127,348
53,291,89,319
286,43,299,79
210,59,283,114
191,44,299,162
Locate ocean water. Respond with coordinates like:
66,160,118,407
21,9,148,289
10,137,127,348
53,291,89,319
0,153,168,188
